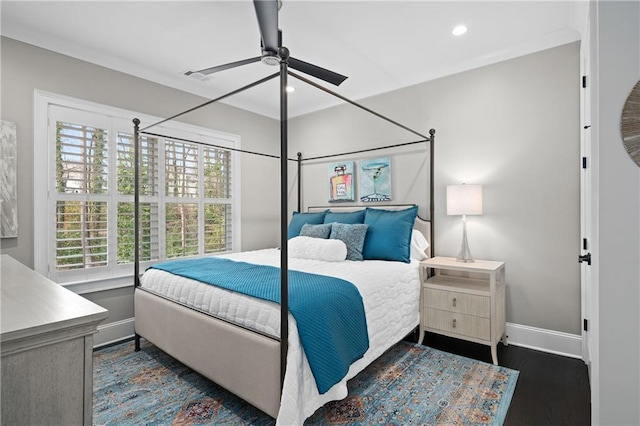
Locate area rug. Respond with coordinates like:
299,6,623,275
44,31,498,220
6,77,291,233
94,340,518,425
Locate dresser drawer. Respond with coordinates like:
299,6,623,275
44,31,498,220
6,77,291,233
423,308,490,341
423,287,490,318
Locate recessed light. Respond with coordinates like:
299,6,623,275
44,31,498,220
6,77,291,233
286,86,295,93
452,25,467,36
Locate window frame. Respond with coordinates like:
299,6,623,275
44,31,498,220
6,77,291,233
34,90,242,294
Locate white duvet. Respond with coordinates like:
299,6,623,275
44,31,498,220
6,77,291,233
140,248,420,425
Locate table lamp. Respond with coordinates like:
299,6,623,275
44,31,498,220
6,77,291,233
447,184,483,262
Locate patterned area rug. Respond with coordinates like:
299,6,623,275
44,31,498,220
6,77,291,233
94,340,518,425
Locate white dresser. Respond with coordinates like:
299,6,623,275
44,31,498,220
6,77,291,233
1,255,108,426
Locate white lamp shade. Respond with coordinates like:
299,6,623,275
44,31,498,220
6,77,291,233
447,184,483,216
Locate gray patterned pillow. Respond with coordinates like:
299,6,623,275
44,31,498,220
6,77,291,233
329,223,369,261
299,223,333,239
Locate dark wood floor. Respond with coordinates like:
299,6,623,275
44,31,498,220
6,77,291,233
418,332,591,425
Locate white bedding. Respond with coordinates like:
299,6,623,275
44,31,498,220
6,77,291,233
139,248,420,425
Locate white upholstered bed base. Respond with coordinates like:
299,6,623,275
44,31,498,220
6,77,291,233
135,289,282,416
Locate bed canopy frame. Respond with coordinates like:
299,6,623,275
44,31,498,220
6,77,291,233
132,45,435,407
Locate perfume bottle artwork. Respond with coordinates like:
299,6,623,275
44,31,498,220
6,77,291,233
328,162,355,202
360,157,392,202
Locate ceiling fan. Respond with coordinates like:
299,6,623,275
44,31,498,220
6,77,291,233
185,0,348,86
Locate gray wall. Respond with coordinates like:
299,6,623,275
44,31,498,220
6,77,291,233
0,37,281,321
0,37,582,336
290,42,581,335
594,1,640,423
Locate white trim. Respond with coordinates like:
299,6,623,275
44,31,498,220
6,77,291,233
94,318,135,348
587,2,600,423
33,90,242,285
94,318,585,360
65,275,133,295
506,322,583,359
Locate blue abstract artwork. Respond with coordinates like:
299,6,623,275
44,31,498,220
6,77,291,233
359,157,391,202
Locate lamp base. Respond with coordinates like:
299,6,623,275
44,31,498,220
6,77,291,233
456,215,474,263
456,256,475,263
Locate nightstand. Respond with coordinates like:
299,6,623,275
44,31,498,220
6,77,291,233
418,256,507,365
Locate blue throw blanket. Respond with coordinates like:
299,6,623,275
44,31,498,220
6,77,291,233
149,257,369,394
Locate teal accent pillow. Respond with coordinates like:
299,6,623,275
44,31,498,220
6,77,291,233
329,223,369,261
287,211,328,239
362,206,418,263
324,210,365,224
299,223,333,239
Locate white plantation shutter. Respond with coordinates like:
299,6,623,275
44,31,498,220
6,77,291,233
163,141,234,257
54,117,109,272
55,200,108,270
203,145,233,254
204,203,232,254
203,145,231,198
117,202,159,264
165,203,199,258
39,97,240,288
117,132,159,196
55,122,109,194
165,140,199,198
116,132,160,264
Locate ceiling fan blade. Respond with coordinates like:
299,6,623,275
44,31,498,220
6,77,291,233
289,57,348,86
253,0,280,53
186,57,262,76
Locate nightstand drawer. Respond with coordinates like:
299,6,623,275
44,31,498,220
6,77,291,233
423,287,490,318
423,308,490,341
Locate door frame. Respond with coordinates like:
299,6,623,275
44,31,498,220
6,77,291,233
579,3,600,423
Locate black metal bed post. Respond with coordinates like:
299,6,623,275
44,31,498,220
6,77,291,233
429,128,435,258
297,152,302,212
133,118,141,352
279,48,290,393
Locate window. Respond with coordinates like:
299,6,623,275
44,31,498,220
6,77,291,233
34,92,241,292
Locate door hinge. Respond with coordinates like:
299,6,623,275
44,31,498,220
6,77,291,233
578,252,592,265
583,238,588,250
582,75,587,88
582,157,587,169
583,319,588,332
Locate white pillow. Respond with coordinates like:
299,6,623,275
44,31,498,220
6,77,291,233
288,236,347,262
410,230,430,261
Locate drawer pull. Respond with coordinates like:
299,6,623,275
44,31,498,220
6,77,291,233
452,297,457,308
452,318,457,328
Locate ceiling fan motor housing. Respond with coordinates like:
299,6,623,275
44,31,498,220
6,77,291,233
261,53,280,66
262,47,289,66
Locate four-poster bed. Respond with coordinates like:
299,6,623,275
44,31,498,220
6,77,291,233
132,2,436,423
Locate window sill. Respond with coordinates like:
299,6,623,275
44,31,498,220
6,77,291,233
62,275,134,295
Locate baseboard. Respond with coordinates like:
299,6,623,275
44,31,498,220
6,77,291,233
92,318,583,359
506,322,582,359
94,318,135,348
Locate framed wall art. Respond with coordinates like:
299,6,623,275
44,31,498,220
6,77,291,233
328,161,355,202
360,157,392,202
1,120,18,238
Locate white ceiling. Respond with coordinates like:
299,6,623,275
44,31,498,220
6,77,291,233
1,1,584,119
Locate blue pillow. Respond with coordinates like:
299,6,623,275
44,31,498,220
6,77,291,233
362,206,418,263
299,223,333,239
329,223,369,261
287,211,328,239
324,210,365,224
